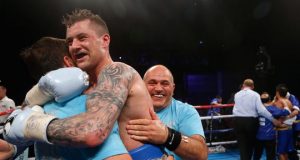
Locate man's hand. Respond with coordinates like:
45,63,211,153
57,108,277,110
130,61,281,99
0,139,14,160
3,106,56,145
126,108,168,144
161,154,174,160
272,118,282,127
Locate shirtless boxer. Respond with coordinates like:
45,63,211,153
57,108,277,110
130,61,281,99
4,9,168,159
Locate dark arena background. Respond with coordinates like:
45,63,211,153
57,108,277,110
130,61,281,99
0,0,300,105
2,0,300,109
2,0,300,159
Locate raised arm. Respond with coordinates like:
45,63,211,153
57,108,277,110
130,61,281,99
47,63,134,147
3,63,135,148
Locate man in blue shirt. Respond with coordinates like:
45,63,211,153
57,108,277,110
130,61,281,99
286,91,300,150
206,95,222,141
253,92,290,160
207,95,222,117
126,65,208,160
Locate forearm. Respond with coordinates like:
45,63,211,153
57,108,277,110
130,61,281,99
172,135,208,160
47,104,121,147
47,113,112,147
47,116,93,147
290,110,299,118
47,95,125,146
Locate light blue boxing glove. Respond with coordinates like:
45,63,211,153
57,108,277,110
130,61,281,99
3,106,56,145
25,67,89,105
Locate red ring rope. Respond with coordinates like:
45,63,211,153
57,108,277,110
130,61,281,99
0,109,14,116
194,103,234,109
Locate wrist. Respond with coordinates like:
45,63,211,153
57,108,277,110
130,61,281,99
164,127,182,151
24,112,57,144
163,125,169,144
25,84,53,105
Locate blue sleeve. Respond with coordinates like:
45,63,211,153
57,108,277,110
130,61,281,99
290,95,300,107
178,105,205,138
256,94,273,121
268,106,290,118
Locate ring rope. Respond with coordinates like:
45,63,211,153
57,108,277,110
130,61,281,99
201,115,234,120
207,140,237,146
195,103,237,147
194,103,234,109
1,105,238,146
204,128,234,134
0,109,14,116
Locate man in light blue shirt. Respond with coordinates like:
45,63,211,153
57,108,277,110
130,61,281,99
233,79,280,160
126,65,208,160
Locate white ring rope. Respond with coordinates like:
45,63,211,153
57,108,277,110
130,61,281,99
196,104,237,146
201,114,235,120
207,140,237,146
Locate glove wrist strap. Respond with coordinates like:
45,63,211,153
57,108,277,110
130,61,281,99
24,113,57,144
25,84,53,106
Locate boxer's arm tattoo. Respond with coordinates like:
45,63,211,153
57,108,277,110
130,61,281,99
47,62,135,146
